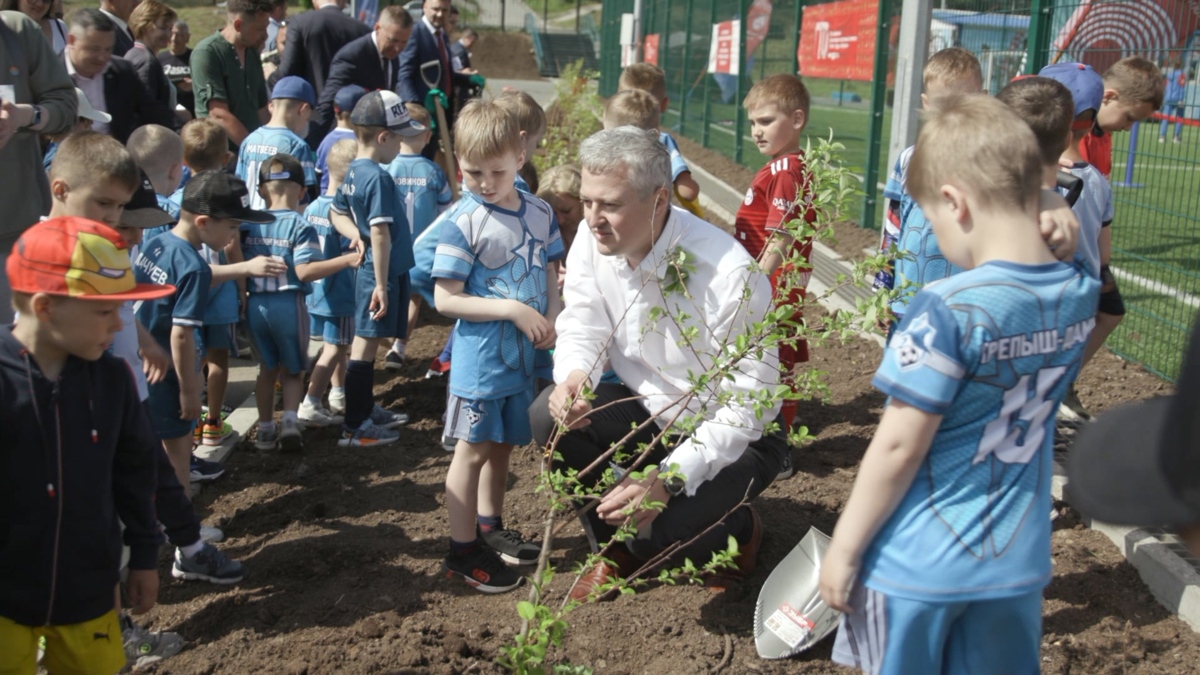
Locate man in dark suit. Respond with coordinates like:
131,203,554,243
278,0,369,139
65,9,153,144
98,0,136,56
396,0,483,159
315,6,412,141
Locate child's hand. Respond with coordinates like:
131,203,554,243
818,545,860,614
370,284,388,320
247,255,288,278
1038,190,1080,261
125,568,159,615
511,302,551,344
342,251,361,269
534,323,556,350
140,340,171,385
179,388,201,421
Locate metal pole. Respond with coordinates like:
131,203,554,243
576,0,581,33
862,0,893,230
501,0,506,31
1025,0,1052,73
633,0,644,62
702,0,715,148
884,0,932,226
790,0,802,74
679,0,694,136
734,0,749,164
543,0,548,32
1115,121,1145,188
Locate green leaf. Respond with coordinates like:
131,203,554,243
517,600,536,621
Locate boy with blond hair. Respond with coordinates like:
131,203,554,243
735,74,816,451
237,76,320,209
126,124,185,223
316,84,367,193
493,89,546,194
603,89,661,131
1074,56,1165,179
820,93,1100,674
245,154,358,451
302,139,360,424
536,164,583,255
329,90,425,446
384,102,453,369
433,100,563,593
617,63,702,206
1,217,170,675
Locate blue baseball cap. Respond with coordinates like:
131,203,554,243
271,76,318,107
1039,62,1104,120
334,85,368,114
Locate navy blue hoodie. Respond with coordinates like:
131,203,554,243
0,326,160,627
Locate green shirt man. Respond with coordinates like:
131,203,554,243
190,1,271,148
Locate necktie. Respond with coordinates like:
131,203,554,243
436,30,451,93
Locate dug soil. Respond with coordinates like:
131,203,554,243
141,85,1188,673
471,31,541,82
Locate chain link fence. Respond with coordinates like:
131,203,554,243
598,0,1199,381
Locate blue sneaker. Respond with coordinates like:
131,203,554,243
370,404,409,429
338,420,401,447
189,455,225,483
171,542,245,585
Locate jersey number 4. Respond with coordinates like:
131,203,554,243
974,366,1068,466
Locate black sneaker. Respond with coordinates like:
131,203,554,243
189,455,225,483
479,527,541,565
171,542,246,584
384,351,404,371
776,451,794,481
441,546,523,593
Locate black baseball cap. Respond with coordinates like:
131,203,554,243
121,171,175,229
181,171,273,223
1069,316,1200,527
258,153,306,188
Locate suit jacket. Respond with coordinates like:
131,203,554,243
278,5,369,101
316,33,397,133
396,20,472,107
449,40,470,72
103,56,154,144
124,45,177,130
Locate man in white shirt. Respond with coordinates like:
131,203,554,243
532,127,789,602
98,0,136,56
65,9,115,136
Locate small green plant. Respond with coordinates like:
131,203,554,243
534,60,602,173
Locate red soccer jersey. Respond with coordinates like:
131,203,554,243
734,152,816,263
1079,126,1112,179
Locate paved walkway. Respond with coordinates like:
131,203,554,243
471,0,536,30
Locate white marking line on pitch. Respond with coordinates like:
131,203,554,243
1110,266,1200,309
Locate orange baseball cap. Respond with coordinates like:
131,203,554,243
7,217,176,301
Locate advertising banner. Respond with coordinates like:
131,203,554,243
797,0,879,82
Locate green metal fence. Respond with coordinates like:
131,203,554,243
598,0,1200,381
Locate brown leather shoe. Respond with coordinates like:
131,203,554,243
567,547,639,603
705,505,763,591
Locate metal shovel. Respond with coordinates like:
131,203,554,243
753,527,841,659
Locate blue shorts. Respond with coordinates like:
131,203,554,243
354,266,409,340
146,372,197,440
310,314,355,346
832,584,1042,675
201,322,238,352
445,387,535,446
246,291,310,374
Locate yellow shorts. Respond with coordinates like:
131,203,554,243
0,610,125,675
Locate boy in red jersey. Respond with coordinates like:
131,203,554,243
734,74,815,465
1069,57,1163,179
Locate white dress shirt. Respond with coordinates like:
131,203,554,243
554,206,781,495
66,56,110,135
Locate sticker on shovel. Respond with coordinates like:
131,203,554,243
764,601,817,649
753,526,841,659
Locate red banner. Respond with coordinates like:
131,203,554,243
644,33,660,65
797,0,879,82
708,20,740,74
746,0,774,55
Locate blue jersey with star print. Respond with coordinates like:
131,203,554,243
862,260,1099,602
887,146,964,320
432,191,564,400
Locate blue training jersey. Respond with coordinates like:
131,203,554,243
240,209,323,294
890,146,963,319
660,131,690,181
332,158,413,277
304,195,355,317
385,153,453,239
862,260,1100,602
236,126,318,210
315,127,355,193
134,231,212,359
409,209,445,306
432,191,565,399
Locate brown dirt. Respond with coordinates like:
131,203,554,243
133,296,1198,673
471,31,541,82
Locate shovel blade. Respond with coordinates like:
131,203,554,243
753,527,841,659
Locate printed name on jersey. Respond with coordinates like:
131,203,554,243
980,316,1095,365
394,176,430,187
743,187,754,206
135,253,168,285
243,236,293,249
243,144,279,156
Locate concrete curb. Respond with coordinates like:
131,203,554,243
692,156,1200,632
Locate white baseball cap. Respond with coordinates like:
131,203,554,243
75,87,111,124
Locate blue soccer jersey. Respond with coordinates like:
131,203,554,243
862,260,1100,602
432,191,565,399
660,132,690,181
199,243,240,326
385,153,453,239
889,146,963,319
1062,161,1112,279
315,126,355,193
409,209,445,306
134,231,212,355
304,195,355,317
236,126,318,210
156,194,181,222
332,158,413,276
240,209,323,294
513,174,531,194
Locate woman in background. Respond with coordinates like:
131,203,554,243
1,0,67,55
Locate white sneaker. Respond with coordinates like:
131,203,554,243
280,419,303,453
328,393,345,415
199,524,225,543
299,399,343,427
